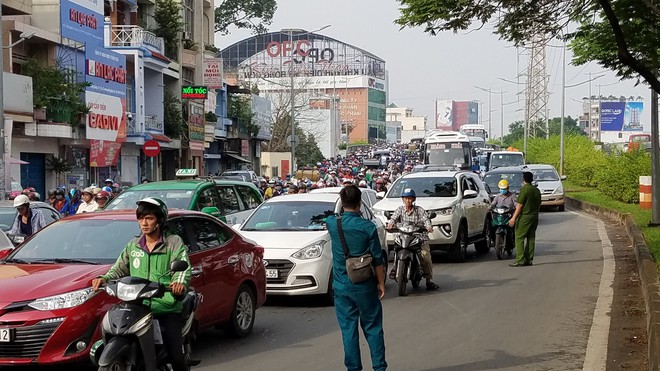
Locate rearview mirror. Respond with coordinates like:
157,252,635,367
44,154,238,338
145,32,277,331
463,189,478,198
170,260,189,272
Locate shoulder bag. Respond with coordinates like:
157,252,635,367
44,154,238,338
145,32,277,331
337,216,374,283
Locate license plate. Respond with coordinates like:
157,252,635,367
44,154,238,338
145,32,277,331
266,269,279,279
0,328,13,343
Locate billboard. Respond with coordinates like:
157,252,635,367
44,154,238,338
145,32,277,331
188,101,206,150
599,101,625,131
624,101,644,131
203,59,223,89
89,141,122,167
60,0,104,45
435,100,453,130
85,45,127,142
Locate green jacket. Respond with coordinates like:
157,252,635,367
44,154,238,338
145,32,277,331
102,234,192,314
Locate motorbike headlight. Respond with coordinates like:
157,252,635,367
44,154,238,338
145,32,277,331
28,287,95,311
495,207,508,214
554,186,564,195
116,282,148,301
431,205,455,216
291,240,326,260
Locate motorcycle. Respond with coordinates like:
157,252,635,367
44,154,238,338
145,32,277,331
90,260,200,371
491,206,515,260
389,222,428,296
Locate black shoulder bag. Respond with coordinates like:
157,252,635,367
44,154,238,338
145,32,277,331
337,216,374,283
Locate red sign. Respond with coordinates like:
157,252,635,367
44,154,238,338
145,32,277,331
143,140,161,157
89,140,122,167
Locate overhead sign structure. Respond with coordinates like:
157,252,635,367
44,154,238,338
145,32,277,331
182,86,208,100
143,140,161,157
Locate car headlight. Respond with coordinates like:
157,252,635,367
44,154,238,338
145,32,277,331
291,240,326,260
431,205,455,216
554,186,564,195
28,287,95,311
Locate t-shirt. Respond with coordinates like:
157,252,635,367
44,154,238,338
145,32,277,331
517,183,542,218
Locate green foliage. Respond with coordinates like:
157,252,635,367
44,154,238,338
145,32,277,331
338,143,348,150
205,111,218,123
295,131,324,167
594,150,651,203
205,44,220,54
153,0,183,59
214,0,277,35
182,39,198,51
227,94,254,126
501,117,585,148
349,140,370,145
164,90,185,138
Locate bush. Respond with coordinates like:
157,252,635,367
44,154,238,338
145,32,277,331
594,149,651,203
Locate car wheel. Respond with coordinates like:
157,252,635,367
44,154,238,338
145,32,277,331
449,224,468,263
226,284,256,338
558,205,565,212
475,221,491,254
324,277,335,306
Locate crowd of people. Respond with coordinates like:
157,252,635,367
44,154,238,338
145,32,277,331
21,178,123,216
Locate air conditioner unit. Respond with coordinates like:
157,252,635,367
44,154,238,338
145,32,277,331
182,31,191,40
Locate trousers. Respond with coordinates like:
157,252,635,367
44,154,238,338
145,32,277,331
334,284,387,371
514,216,539,264
156,313,187,371
419,241,433,279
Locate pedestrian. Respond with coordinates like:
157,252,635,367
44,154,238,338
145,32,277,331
508,171,542,266
325,185,387,371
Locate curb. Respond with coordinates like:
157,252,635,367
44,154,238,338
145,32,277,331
565,196,660,370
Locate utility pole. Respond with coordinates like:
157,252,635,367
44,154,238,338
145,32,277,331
289,29,295,177
474,86,505,139
651,87,660,225
559,39,566,176
500,91,505,146
0,0,5,199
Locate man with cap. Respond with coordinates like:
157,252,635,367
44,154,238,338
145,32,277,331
9,195,47,238
77,187,100,213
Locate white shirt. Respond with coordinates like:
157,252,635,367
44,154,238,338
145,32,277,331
77,200,99,213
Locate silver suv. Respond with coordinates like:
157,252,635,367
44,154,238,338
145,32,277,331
373,170,492,262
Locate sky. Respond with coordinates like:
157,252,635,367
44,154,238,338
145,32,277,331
213,0,652,138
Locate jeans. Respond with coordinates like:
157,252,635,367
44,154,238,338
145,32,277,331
156,313,187,371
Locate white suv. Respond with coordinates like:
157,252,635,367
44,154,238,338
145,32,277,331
373,170,492,262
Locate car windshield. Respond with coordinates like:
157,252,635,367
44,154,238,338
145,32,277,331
242,201,335,231
490,153,524,168
531,169,560,181
387,177,458,198
9,219,140,264
0,207,17,231
483,173,524,193
105,190,193,210
425,142,471,167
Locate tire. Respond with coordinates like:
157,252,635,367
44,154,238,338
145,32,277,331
397,259,408,296
99,363,129,371
411,259,421,289
226,284,256,338
558,205,565,212
324,277,335,306
495,233,504,260
475,221,491,254
449,224,468,263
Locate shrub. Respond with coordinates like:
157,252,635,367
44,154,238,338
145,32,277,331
594,150,651,203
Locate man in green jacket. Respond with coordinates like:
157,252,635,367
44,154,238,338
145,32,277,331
509,171,542,267
92,198,191,371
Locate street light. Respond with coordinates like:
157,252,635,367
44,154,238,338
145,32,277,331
281,25,331,176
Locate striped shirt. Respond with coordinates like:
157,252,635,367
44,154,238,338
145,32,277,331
389,205,432,241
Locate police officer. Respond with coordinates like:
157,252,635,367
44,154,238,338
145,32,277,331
508,171,542,266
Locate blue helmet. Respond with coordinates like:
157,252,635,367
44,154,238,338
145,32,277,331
401,188,416,198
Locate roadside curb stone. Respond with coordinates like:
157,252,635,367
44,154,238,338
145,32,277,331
566,196,659,370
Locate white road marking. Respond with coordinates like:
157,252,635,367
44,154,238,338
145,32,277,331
582,220,615,370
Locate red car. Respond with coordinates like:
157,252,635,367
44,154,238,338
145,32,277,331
0,210,266,365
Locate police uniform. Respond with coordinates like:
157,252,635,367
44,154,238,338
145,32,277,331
514,182,542,265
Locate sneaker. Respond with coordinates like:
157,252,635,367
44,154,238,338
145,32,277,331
426,282,439,291
509,262,525,267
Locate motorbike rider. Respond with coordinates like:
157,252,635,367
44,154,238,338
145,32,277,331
491,180,517,209
9,195,47,238
374,179,387,193
52,188,67,213
92,198,191,371
386,189,439,291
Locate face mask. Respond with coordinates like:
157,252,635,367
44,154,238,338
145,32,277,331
500,189,507,195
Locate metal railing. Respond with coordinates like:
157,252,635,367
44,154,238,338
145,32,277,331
110,25,165,54
145,115,163,131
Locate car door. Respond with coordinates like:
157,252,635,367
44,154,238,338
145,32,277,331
360,201,386,250
459,175,478,236
36,206,60,226
186,216,239,326
467,176,488,234
216,185,243,224
234,185,263,225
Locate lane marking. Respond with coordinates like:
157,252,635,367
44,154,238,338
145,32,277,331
582,220,615,370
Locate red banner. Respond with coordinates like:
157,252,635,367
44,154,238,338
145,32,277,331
89,140,122,167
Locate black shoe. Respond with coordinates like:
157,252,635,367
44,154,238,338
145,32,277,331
426,282,439,291
389,269,396,280
524,261,533,266
509,262,525,267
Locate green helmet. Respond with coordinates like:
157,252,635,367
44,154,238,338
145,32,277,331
136,197,168,222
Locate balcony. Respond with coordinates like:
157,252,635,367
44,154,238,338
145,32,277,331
106,25,165,55
145,115,164,132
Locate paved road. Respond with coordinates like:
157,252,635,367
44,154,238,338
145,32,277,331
192,210,607,371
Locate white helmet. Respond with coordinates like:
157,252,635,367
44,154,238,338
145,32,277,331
13,194,30,207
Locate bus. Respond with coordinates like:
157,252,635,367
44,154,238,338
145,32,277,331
460,124,488,140
422,131,472,170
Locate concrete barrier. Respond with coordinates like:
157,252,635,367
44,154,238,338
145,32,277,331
640,176,652,210
566,196,660,370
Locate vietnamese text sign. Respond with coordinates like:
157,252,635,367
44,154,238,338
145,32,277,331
188,101,206,144
60,0,104,45
182,86,208,100
600,101,625,131
203,59,223,89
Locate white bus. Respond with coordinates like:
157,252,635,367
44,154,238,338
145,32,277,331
460,124,488,140
422,131,472,170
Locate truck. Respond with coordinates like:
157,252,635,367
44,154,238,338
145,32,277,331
362,149,391,169
628,133,651,152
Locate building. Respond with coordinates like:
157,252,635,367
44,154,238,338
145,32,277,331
434,100,479,132
220,30,388,147
579,97,645,143
386,104,425,143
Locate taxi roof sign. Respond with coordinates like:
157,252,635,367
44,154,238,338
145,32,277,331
176,169,198,177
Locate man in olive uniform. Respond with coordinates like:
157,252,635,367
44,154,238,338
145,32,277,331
508,171,542,266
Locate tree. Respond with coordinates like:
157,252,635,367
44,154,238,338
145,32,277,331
295,131,325,167
215,0,277,35
396,0,660,94
164,90,185,139
547,116,585,137
153,0,183,59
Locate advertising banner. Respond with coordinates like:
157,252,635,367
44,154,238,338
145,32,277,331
624,101,644,131
60,0,104,45
203,59,223,89
600,101,625,131
85,45,127,142
251,94,272,140
89,140,122,167
188,101,206,147
435,100,453,130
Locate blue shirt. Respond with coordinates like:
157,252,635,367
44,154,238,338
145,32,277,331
326,212,384,290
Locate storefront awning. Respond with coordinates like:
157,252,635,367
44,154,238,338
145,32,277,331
146,133,172,143
224,153,251,163
204,154,222,159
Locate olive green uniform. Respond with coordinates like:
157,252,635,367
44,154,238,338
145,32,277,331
514,183,542,264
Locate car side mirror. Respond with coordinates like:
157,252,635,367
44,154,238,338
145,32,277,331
376,191,385,200
201,206,220,217
463,189,478,198
560,175,567,180
170,260,189,272
8,234,24,246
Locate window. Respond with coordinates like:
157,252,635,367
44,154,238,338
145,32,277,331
189,219,231,251
183,0,194,38
271,166,279,178
196,186,221,211
467,178,480,192
236,185,262,209
182,67,195,86
166,218,193,252
37,207,60,225
217,186,241,214
126,76,134,115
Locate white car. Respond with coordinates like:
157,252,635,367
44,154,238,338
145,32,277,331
236,193,387,301
525,164,566,211
309,186,379,209
372,170,491,262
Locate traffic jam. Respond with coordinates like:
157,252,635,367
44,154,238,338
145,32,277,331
0,126,566,369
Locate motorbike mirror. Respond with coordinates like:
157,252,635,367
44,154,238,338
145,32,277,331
170,260,189,272
428,212,437,219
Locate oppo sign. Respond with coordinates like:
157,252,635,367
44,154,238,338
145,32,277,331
266,40,334,63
